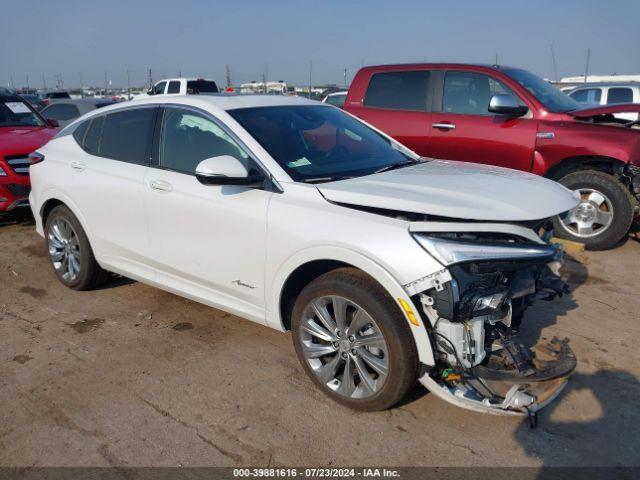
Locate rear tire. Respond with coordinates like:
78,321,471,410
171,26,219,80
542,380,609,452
291,268,419,411
553,170,634,250
45,205,109,290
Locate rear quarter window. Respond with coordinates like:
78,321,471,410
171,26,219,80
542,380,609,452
364,71,430,111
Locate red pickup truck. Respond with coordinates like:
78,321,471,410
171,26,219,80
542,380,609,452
344,63,640,250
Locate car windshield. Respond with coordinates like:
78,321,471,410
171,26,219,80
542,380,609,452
504,68,581,113
0,100,45,127
229,105,418,182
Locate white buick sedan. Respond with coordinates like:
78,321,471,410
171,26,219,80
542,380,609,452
29,94,579,416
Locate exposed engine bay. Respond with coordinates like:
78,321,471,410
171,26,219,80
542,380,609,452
411,230,577,418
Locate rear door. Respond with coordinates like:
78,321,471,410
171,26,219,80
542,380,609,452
426,70,537,172
348,70,432,155
70,106,157,278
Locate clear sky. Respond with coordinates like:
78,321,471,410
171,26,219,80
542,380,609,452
2,0,639,89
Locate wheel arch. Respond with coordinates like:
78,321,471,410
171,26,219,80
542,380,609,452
268,246,436,366
37,192,96,247
544,155,627,181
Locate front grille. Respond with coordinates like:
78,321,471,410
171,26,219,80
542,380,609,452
5,155,31,175
6,184,30,197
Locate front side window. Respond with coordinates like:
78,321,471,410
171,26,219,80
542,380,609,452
153,82,166,95
229,105,415,182
607,87,633,104
43,103,80,121
443,71,524,115
570,88,602,104
364,71,430,111
99,108,156,164
167,81,181,94
160,108,249,174
0,100,45,127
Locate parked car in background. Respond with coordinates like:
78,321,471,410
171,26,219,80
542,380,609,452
567,82,640,122
322,91,348,108
40,98,116,128
146,78,219,96
29,94,578,416
0,90,57,212
39,91,71,106
344,63,640,250
19,93,47,111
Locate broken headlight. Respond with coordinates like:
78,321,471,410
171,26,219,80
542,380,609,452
412,234,560,267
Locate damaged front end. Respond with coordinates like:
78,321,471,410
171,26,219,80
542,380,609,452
409,230,576,416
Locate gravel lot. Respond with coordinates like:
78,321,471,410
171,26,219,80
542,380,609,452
1,211,639,468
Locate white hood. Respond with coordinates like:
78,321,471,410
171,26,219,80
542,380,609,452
317,160,579,221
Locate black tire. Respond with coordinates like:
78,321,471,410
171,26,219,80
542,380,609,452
553,170,635,250
291,268,419,411
44,205,109,290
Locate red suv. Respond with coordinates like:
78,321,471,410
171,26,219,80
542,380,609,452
1,89,57,213
345,64,640,250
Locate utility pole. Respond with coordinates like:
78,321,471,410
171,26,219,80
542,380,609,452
262,63,268,93
9,74,14,89
343,68,348,88
127,70,131,100
42,74,47,91
225,65,232,89
26,74,29,91
584,48,591,83
308,60,312,99
104,71,108,97
494,53,498,65
148,68,153,89
550,44,559,83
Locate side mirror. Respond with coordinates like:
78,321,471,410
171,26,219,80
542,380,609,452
46,118,59,128
488,94,528,117
147,88,155,95
195,155,263,187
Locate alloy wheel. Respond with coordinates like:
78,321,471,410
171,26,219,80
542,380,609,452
299,295,389,399
48,217,81,282
559,188,614,238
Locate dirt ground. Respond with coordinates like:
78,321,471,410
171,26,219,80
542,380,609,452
1,211,639,468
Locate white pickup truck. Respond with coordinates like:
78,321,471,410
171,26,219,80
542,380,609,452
146,78,219,96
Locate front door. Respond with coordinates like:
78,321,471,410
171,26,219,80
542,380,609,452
426,70,537,172
144,106,271,323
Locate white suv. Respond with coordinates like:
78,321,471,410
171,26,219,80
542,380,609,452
29,95,578,416
147,77,219,96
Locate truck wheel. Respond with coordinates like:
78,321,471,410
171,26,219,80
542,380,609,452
45,205,109,290
553,170,634,250
291,268,419,411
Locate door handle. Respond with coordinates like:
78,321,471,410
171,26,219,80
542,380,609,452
149,179,173,192
432,122,456,130
69,161,86,172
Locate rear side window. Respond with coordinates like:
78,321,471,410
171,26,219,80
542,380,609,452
84,116,104,154
364,71,430,111
99,108,156,164
72,120,89,145
607,88,633,104
186,80,218,94
167,81,181,94
43,103,80,121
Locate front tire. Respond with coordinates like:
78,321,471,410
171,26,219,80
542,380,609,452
291,268,419,411
553,170,635,250
45,205,109,290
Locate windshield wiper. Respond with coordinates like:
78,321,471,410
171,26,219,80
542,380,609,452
374,158,424,174
303,176,353,184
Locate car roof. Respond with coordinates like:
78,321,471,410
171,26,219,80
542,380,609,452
359,62,520,72
46,98,115,105
569,82,640,89
158,78,217,82
98,94,322,113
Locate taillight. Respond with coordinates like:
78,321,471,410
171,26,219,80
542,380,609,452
29,152,45,165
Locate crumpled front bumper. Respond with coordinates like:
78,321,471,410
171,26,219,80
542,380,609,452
419,337,576,416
